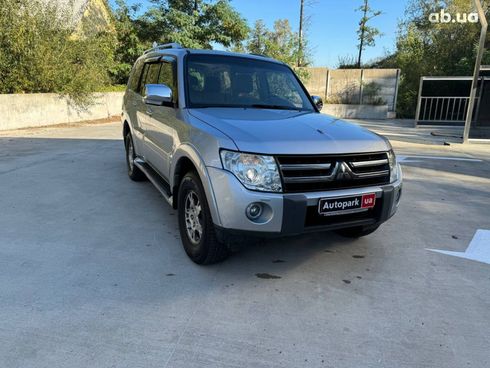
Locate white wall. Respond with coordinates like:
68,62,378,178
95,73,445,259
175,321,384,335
0,92,123,131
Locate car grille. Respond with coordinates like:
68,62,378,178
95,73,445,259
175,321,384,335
276,152,390,193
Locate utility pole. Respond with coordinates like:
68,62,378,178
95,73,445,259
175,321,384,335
298,0,304,67
463,0,487,143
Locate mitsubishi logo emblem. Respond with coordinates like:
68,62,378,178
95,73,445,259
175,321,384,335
334,162,354,180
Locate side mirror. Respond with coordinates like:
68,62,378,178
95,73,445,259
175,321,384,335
311,95,323,111
144,84,173,106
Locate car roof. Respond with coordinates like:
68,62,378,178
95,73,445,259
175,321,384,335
141,47,285,65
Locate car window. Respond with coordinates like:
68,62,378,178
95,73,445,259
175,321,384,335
266,72,303,108
187,62,262,107
186,54,314,111
136,64,149,95
129,59,144,92
158,58,177,103
140,63,161,95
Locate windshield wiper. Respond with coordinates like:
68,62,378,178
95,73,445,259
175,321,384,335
249,104,300,111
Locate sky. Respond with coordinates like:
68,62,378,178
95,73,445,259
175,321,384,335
230,0,408,67
113,0,409,67
232,0,407,67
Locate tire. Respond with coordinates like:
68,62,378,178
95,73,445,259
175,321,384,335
335,224,380,238
125,133,146,181
178,171,229,264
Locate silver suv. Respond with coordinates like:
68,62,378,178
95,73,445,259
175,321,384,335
122,43,402,264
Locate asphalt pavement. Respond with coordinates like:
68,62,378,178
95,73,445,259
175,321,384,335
1,120,489,368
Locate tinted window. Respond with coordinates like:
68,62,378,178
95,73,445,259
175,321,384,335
266,72,303,107
146,63,161,84
186,54,314,111
136,64,149,95
129,59,144,92
140,63,161,95
158,58,177,102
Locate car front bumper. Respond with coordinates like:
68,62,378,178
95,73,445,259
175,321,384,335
207,166,402,237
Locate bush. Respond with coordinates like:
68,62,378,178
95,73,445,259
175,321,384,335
326,82,360,104
336,55,359,69
0,0,115,107
97,84,127,92
361,81,385,105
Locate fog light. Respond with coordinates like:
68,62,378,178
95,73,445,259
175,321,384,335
396,188,402,204
246,203,263,220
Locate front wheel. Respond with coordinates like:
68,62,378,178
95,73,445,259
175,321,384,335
335,224,380,238
177,171,229,264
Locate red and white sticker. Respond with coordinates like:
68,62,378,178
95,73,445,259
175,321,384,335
361,193,376,208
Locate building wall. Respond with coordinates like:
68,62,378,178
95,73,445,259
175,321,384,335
48,0,113,36
77,0,114,36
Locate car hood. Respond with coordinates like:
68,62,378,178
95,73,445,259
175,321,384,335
189,108,390,155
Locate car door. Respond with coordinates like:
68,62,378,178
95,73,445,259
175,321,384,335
142,56,180,180
125,59,146,153
137,60,163,167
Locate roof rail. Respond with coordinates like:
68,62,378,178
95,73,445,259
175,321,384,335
144,42,183,54
249,53,269,58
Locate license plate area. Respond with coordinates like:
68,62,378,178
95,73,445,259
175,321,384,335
318,193,376,216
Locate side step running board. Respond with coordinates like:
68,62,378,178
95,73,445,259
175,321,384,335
134,158,173,206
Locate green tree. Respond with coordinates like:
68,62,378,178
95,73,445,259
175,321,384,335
246,20,268,55
138,0,249,49
244,19,311,81
356,0,382,67
0,0,115,106
111,0,149,85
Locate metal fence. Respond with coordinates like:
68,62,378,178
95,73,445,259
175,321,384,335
417,96,477,123
415,76,484,126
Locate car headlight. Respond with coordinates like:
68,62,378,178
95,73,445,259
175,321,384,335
388,150,400,183
220,150,282,192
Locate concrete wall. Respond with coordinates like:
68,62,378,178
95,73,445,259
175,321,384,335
322,104,388,120
361,69,400,112
302,68,400,113
0,92,123,131
327,69,363,105
301,67,328,98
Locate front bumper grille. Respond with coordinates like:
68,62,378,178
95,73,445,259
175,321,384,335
276,152,390,193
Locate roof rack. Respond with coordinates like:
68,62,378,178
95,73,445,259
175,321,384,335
144,42,183,54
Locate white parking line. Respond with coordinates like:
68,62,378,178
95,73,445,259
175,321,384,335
427,230,490,265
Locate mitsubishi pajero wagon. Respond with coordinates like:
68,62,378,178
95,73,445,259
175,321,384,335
122,43,402,264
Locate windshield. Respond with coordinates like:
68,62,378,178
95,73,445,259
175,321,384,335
185,54,315,111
